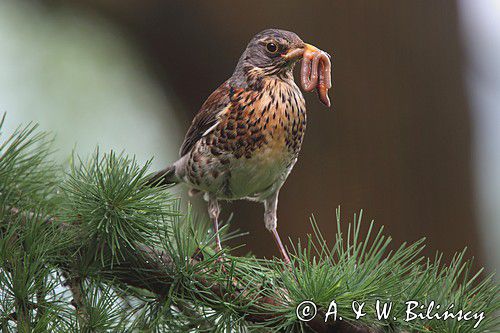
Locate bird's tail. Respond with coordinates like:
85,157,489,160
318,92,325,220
146,165,178,187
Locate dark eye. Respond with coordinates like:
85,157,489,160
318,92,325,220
266,42,278,53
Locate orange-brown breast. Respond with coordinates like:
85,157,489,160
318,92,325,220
190,77,306,198
182,76,307,199
208,77,306,162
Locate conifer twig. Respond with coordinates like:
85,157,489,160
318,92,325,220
2,119,497,332
112,243,375,332
6,206,374,333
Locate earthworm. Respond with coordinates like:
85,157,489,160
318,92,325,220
300,49,332,107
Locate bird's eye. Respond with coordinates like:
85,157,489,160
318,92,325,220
266,42,278,53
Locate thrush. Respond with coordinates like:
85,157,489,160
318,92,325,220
149,29,331,264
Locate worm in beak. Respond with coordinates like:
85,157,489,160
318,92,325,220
283,43,332,107
300,43,332,107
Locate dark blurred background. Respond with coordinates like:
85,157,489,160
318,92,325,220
2,1,499,272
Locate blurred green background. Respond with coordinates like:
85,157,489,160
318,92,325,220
1,0,499,273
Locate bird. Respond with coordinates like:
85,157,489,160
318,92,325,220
149,29,331,264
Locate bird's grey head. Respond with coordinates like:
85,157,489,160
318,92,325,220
232,29,305,85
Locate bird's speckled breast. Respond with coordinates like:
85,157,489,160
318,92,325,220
186,77,306,200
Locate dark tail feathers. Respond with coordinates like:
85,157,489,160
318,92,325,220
146,165,178,187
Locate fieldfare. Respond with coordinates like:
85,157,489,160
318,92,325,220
149,29,332,264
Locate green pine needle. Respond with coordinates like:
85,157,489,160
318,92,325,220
59,149,178,266
1,116,498,333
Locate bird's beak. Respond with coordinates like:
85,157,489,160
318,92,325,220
282,43,319,60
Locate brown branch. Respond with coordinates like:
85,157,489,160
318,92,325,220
5,207,377,333
1,302,38,324
108,243,377,332
63,274,86,318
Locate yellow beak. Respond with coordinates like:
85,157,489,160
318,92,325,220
282,43,319,60
304,43,319,53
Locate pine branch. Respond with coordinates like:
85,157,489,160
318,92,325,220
1,117,498,333
6,206,372,332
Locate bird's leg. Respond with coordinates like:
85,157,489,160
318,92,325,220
264,191,291,264
208,196,222,253
208,196,230,273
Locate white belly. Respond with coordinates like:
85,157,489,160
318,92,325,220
227,146,295,200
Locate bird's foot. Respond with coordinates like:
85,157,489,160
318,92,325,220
214,244,230,273
271,229,291,265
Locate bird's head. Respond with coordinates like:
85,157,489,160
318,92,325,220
232,29,318,84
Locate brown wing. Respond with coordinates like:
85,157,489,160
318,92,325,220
179,81,234,156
